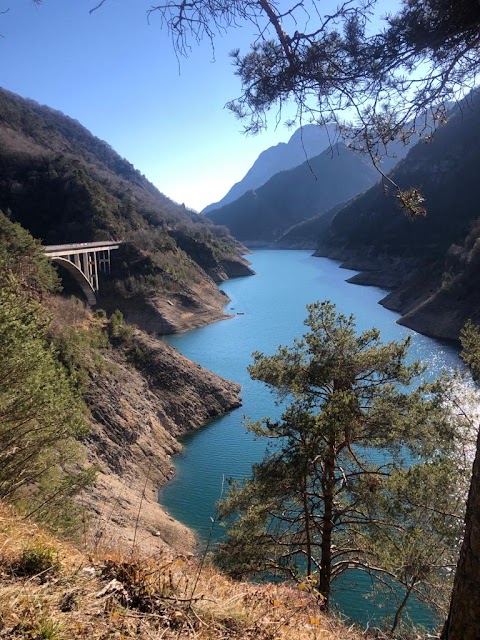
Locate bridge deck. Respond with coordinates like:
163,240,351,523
44,241,121,257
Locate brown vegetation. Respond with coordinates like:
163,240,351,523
0,502,368,640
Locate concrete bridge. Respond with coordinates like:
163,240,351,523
44,241,121,305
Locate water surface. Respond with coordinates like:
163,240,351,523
162,250,460,627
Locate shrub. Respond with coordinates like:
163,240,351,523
108,309,133,343
14,543,60,578
34,619,64,640
0,278,92,526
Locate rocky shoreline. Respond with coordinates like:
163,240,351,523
313,247,475,343
81,331,241,555
80,243,470,556
75,251,254,555
98,252,255,336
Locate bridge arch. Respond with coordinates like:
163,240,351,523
52,257,97,306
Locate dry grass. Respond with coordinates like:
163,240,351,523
45,294,92,333
0,502,366,640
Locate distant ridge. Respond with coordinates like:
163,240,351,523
206,143,378,244
202,123,339,214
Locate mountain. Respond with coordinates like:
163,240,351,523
273,201,348,249
202,123,339,214
0,87,253,332
309,91,480,341
202,116,426,217
318,96,480,260
205,143,378,244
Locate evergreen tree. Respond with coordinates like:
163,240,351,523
0,210,60,295
0,212,93,530
217,302,469,629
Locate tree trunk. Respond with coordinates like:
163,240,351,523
391,579,416,634
301,473,312,577
319,449,335,610
441,428,480,640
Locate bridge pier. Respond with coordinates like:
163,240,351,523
97,248,112,275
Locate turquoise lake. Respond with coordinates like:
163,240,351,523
162,249,460,628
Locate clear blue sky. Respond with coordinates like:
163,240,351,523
0,0,398,211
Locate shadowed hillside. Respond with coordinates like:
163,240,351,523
307,91,480,340
206,143,378,245
0,88,253,331
202,123,339,214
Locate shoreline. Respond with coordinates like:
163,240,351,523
313,247,466,344
80,324,242,557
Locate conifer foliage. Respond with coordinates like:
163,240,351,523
217,302,469,630
0,212,92,530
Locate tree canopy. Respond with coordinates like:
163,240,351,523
0,212,93,531
217,302,470,631
143,0,480,146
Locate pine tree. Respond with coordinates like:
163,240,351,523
218,302,469,628
0,212,93,530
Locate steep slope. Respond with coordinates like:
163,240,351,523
274,201,348,249
0,88,253,332
202,123,339,214
0,187,242,556
0,502,364,640
315,91,480,340
206,143,378,244
202,115,425,217
81,320,242,553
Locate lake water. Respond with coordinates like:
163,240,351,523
161,249,460,628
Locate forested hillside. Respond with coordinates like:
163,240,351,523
276,92,480,341
322,97,480,260
206,143,378,244
0,88,253,332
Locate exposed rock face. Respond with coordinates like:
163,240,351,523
220,258,256,279
0,87,249,555
97,242,253,334
170,230,255,283
82,332,241,554
99,285,232,335
313,251,480,342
